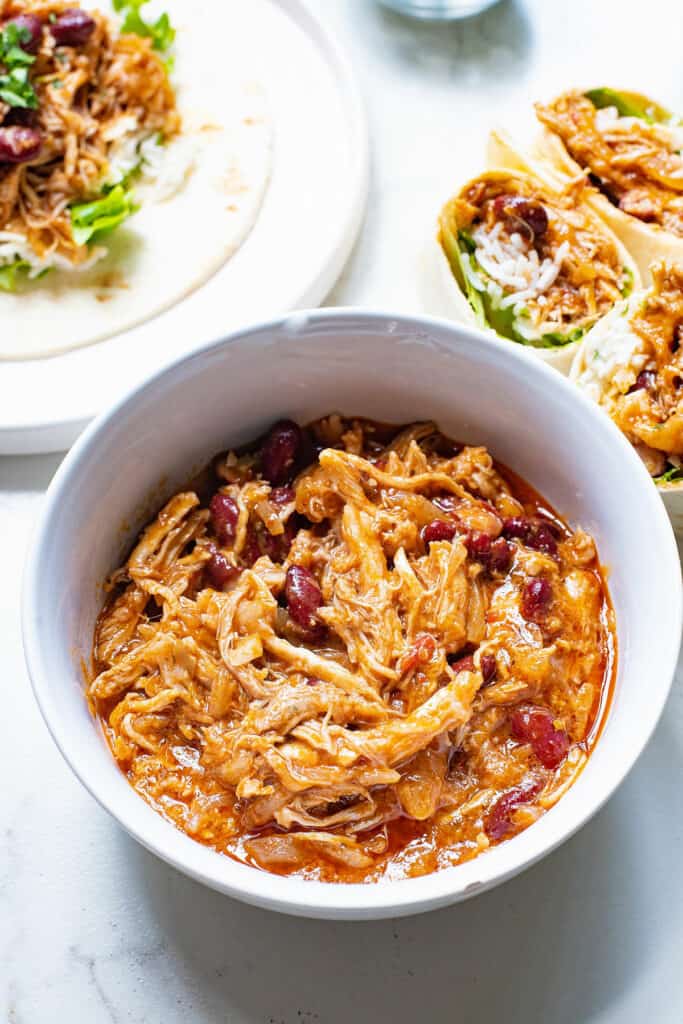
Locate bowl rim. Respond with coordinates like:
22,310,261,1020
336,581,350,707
22,307,683,919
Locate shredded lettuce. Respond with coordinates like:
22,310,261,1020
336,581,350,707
585,88,678,126
113,0,175,53
70,185,138,246
0,258,30,292
654,464,683,485
439,219,583,349
620,265,634,298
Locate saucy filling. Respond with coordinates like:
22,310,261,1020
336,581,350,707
0,0,178,285
577,262,683,482
440,174,629,347
536,90,683,237
91,417,615,883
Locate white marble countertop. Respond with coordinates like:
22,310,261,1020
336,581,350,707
3,1,683,1020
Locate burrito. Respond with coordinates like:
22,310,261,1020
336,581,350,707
571,262,683,528
434,167,640,374
0,0,271,359
535,89,683,283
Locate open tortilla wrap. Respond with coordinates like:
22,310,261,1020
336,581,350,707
571,261,683,531
531,89,683,285
0,0,272,360
427,162,640,376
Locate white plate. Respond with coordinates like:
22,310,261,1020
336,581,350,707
0,0,368,454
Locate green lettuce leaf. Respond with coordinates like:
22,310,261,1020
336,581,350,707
654,464,683,485
0,258,29,292
585,88,677,126
70,185,138,246
113,0,175,52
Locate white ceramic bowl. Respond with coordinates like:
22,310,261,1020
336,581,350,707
23,309,682,920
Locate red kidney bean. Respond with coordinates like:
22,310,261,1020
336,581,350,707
6,13,43,53
450,653,475,674
0,126,41,164
270,486,295,506
285,565,323,632
521,577,552,621
465,530,491,563
261,420,303,486
493,194,548,239
527,522,557,556
502,516,557,556
489,536,513,573
205,548,238,589
502,516,529,541
484,778,543,840
241,526,261,567
209,493,239,545
421,519,458,545
480,653,497,685
628,369,656,395
510,705,570,769
50,8,95,45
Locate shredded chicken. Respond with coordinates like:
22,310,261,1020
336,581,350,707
91,418,614,882
0,0,178,263
537,90,683,237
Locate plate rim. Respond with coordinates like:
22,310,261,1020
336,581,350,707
0,0,369,455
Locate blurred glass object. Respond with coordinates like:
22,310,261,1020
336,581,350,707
377,0,498,18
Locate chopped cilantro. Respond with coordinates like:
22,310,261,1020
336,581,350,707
113,0,176,53
0,23,38,109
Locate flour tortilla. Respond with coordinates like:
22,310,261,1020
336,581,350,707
0,0,272,360
423,157,640,375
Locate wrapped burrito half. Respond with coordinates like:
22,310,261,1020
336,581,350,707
432,167,640,374
571,262,683,529
534,89,683,283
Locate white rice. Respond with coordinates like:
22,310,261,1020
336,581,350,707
469,220,569,338
0,231,105,279
573,298,648,404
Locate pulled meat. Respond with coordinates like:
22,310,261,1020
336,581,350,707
536,91,683,237
91,418,614,882
0,0,178,263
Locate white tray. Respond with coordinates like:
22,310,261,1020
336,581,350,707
0,0,368,454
